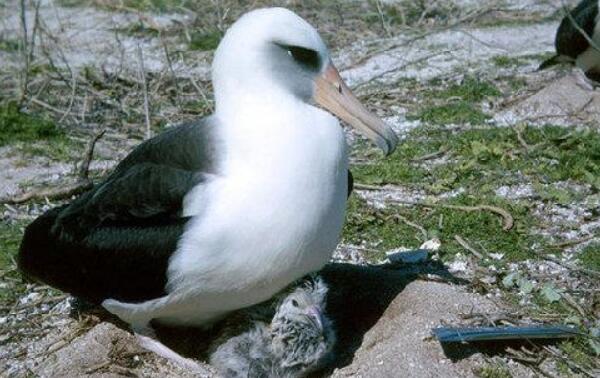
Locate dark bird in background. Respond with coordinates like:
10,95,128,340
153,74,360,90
539,0,600,82
210,276,335,378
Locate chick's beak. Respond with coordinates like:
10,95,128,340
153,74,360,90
314,62,398,155
307,306,324,331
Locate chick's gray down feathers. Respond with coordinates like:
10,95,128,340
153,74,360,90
209,276,335,378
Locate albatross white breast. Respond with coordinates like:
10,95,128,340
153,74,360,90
18,7,398,333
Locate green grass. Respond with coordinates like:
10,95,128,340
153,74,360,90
409,76,501,125
353,125,600,192
0,102,78,161
0,38,20,52
189,30,223,51
0,221,26,306
0,102,65,146
346,123,600,264
342,194,536,262
58,0,189,12
434,76,501,102
578,243,600,271
475,364,512,378
413,101,489,125
0,222,22,271
492,56,520,68
113,21,160,37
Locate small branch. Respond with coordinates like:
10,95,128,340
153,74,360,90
353,50,450,91
560,292,587,318
410,147,449,162
78,129,106,180
28,0,41,68
545,235,597,249
136,44,152,140
454,235,484,259
189,76,212,112
3,181,93,204
374,0,392,37
543,346,597,378
354,183,388,191
19,0,29,105
389,198,514,231
1,130,105,204
532,250,600,279
354,184,514,231
388,214,428,240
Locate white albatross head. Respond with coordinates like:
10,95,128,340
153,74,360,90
212,7,398,155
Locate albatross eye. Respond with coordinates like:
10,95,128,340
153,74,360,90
291,299,299,307
287,46,320,70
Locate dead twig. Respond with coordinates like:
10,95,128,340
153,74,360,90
410,147,449,162
560,292,588,318
532,250,600,279
513,124,543,153
344,5,497,70
19,0,29,105
136,44,152,140
1,130,105,204
2,180,93,205
353,50,450,91
543,346,597,377
353,183,514,230
389,198,514,231
545,235,597,249
454,235,484,259
85,361,111,374
78,129,106,180
388,214,428,240
354,183,387,191
374,0,392,37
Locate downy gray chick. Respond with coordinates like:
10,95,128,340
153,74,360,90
209,276,335,377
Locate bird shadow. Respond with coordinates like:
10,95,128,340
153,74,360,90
317,260,467,373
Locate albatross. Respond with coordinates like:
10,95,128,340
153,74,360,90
18,8,397,335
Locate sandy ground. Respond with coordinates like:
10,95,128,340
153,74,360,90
1,0,599,377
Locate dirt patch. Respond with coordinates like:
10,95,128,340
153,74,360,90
330,280,504,378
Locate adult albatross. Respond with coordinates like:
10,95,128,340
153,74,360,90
18,8,397,333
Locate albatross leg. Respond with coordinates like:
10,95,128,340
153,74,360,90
103,298,204,371
135,332,203,371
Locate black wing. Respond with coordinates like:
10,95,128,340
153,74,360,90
53,118,218,239
555,0,598,59
18,117,219,303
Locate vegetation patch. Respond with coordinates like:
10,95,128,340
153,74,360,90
475,363,512,378
113,21,161,37
353,124,600,194
492,55,520,68
412,101,489,125
342,194,536,262
433,76,501,102
578,243,600,272
0,221,26,306
0,38,20,52
0,102,65,146
189,30,223,51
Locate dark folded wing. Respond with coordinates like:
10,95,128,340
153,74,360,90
18,117,220,303
53,117,219,239
556,0,598,59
